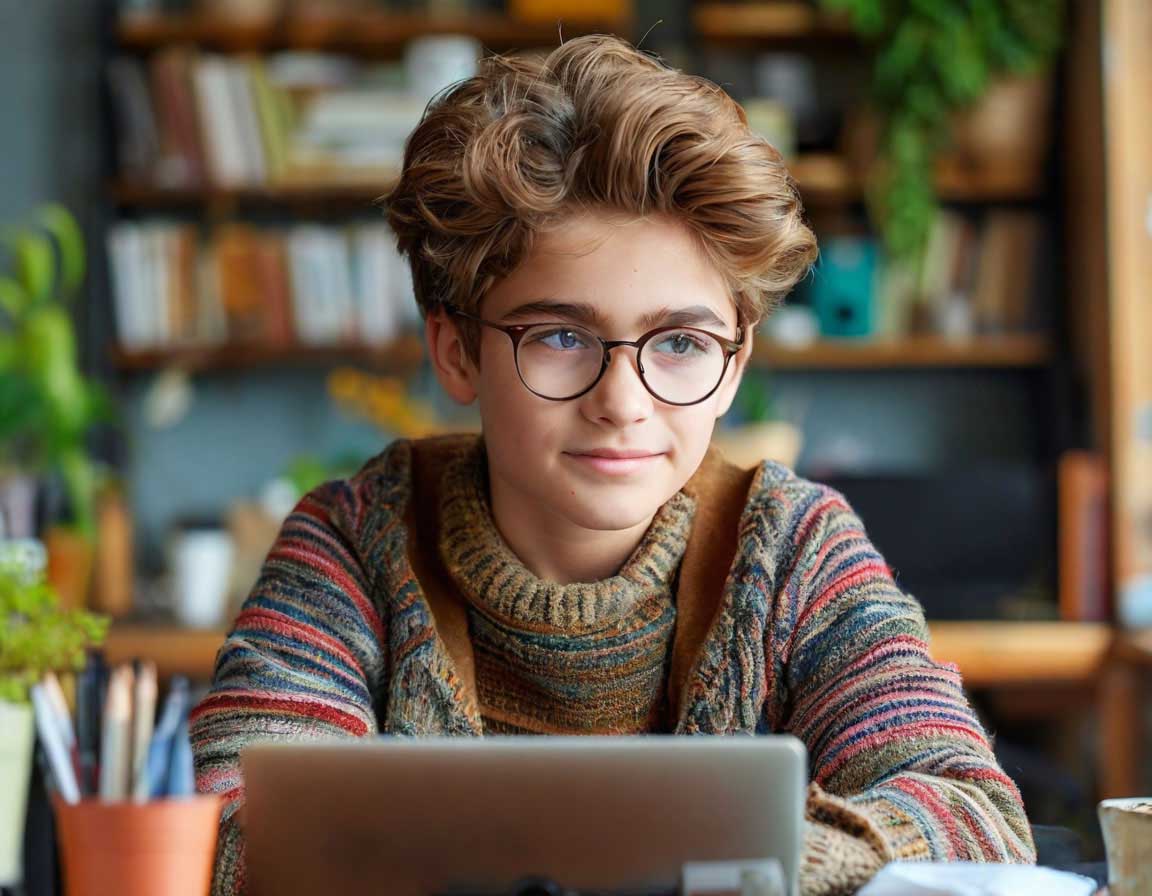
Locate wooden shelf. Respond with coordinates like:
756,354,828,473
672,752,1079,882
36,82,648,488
789,154,1042,204
104,623,228,681
110,335,425,373
102,619,1113,687
694,2,854,41
753,334,1052,370
111,179,396,209
117,10,632,54
111,154,1040,209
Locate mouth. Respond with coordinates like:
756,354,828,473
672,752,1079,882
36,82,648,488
563,449,666,475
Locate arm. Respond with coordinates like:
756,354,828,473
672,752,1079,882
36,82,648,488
190,480,386,896
768,488,1035,896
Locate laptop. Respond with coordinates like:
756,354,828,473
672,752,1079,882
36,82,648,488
242,735,807,896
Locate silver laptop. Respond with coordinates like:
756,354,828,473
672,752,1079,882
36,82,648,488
242,735,807,896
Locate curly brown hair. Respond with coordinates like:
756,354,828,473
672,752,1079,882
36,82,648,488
384,34,817,358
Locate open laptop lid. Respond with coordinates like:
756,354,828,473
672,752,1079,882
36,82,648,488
242,735,807,896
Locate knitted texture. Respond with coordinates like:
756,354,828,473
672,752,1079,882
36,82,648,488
190,434,1036,896
439,441,691,734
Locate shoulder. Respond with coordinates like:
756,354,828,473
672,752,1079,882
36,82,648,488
739,458,860,550
731,458,899,612
295,433,481,547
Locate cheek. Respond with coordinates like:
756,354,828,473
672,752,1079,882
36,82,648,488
665,405,719,447
476,365,568,452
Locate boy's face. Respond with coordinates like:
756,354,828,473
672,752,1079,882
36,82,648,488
433,210,752,537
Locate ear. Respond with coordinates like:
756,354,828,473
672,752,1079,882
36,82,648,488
711,324,754,420
425,310,479,405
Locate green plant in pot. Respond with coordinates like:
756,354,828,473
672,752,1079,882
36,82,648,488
820,0,1064,275
0,204,118,603
0,553,107,886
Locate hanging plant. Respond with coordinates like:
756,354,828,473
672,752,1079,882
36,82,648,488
819,0,1065,266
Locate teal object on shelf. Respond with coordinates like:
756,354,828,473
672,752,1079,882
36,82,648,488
809,237,878,339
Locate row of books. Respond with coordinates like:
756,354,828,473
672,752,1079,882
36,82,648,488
107,221,423,350
108,47,428,189
859,209,1043,340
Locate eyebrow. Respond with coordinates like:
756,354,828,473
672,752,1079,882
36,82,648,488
501,299,729,331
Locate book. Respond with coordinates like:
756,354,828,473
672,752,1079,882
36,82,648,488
107,56,160,182
972,210,1041,333
1058,451,1111,622
149,47,208,187
194,55,248,186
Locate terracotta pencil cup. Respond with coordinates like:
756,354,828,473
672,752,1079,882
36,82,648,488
53,795,222,896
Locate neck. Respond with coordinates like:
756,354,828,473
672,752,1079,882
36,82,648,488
487,469,655,584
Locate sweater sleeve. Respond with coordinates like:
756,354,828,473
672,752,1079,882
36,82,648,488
770,488,1036,896
189,480,386,896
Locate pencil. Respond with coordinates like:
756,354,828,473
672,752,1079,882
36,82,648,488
99,665,133,802
131,661,157,802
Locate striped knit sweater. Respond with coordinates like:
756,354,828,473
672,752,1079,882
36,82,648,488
191,434,1036,896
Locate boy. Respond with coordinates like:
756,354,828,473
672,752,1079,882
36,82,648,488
191,35,1035,896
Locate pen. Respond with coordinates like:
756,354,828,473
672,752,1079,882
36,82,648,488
30,680,81,804
76,650,106,796
41,670,83,791
146,675,190,799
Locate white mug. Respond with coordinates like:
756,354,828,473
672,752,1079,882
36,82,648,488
169,529,234,629
1099,797,1152,896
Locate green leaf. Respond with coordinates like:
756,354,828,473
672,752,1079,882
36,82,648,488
11,232,55,304
0,557,107,703
0,275,31,324
37,204,86,300
84,381,121,426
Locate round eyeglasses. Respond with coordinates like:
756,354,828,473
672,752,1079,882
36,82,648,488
449,307,746,406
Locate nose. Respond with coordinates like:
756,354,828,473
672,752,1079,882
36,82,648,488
578,345,654,427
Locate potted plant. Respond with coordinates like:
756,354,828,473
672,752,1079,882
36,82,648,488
823,0,1064,268
0,550,107,887
0,204,118,607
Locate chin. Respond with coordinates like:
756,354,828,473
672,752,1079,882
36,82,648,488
553,485,671,533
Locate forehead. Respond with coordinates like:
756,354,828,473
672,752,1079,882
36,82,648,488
481,211,736,326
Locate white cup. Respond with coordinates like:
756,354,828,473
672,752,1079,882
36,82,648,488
169,529,234,629
1099,797,1152,896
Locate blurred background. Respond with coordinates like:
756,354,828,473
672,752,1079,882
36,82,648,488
0,0,1150,882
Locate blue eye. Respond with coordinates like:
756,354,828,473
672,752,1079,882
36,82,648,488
652,331,709,356
535,328,593,351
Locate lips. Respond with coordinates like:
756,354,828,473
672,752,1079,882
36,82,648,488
569,448,662,459
563,449,666,476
